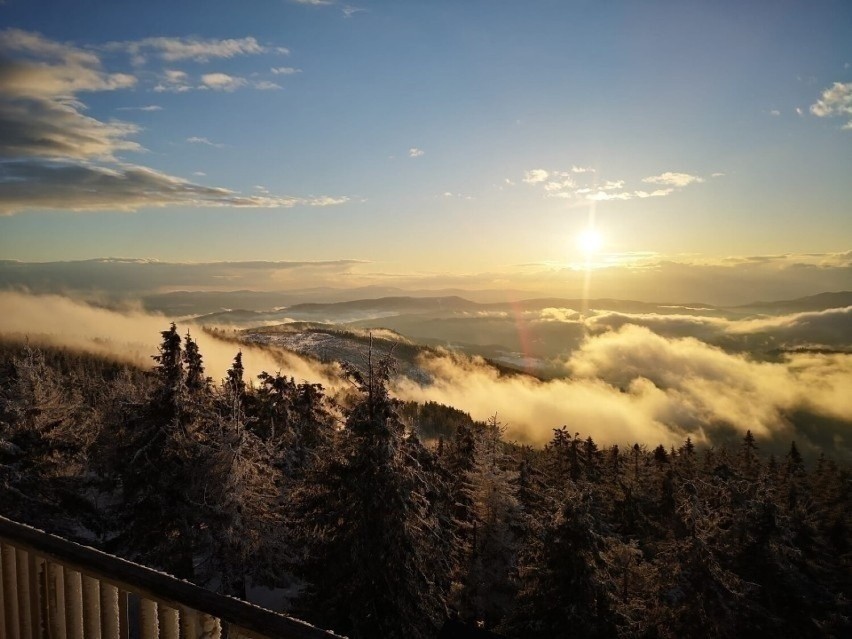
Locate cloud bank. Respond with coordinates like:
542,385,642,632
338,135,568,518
0,291,342,390
394,326,852,460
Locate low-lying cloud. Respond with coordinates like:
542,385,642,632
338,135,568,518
394,326,852,460
0,291,342,390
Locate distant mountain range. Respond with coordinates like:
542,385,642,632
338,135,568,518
184,291,851,328
223,291,851,378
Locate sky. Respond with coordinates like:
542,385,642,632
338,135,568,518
0,0,850,301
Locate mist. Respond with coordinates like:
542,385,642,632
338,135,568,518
393,325,852,460
0,291,342,389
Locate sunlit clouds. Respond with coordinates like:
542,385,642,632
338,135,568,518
521,167,709,202
810,82,852,129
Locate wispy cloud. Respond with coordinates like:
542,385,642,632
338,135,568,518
107,36,286,64
116,105,163,112
810,81,852,130
186,136,224,148
254,80,282,91
642,171,704,187
271,66,302,75
408,147,425,158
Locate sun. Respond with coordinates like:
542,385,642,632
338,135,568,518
577,228,603,254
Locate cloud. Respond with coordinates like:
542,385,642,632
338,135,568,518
153,69,192,92
408,147,424,158
271,66,301,75
0,291,343,390
523,166,703,201
770,109,781,116
253,80,282,91
0,161,348,215
116,105,163,112
0,29,139,161
0,95,141,160
0,30,345,215
810,82,852,129
523,169,549,184
0,258,369,295
186,136,224,147
586,306,852,349
107,36,280,64
642,172,704,187
200,72,247,92
393,326,852,459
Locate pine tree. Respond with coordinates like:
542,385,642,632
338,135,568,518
116,325,202,579
295,355,449,639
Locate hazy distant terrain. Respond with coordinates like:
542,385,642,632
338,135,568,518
197,292,852,374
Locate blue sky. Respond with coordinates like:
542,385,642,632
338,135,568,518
0,0,850,297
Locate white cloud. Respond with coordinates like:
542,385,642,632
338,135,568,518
253,80,282,91
153,69,192,93
408,147,424,158
633,188,674,199
522,168,549,184
200,72,248,92
810,81,852,129
271,66,302,75
116,105,163,112
186,136,223,148
108,36,279,64
770,109,781,116
642,172,704,187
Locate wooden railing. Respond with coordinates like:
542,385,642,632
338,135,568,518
0,515,342,639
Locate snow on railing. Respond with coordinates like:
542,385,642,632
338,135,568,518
0,515,342,639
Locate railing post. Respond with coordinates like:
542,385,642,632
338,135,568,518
64,568,84,639
180,605,199,639
1,542,21,639
28,553,43,639
47,562,67,639
159,604,179,639
99,582,120,639
139,597,159,639
15,548,33,639
82,574,102,639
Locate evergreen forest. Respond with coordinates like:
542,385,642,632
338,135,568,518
1,328,849,638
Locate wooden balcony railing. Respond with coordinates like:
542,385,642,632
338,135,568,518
0,515,342,639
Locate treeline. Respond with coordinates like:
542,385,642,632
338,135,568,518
0,329,850,638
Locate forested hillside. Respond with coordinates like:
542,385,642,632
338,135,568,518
1,330,849,638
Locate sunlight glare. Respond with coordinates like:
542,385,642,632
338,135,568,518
577,228,603,255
